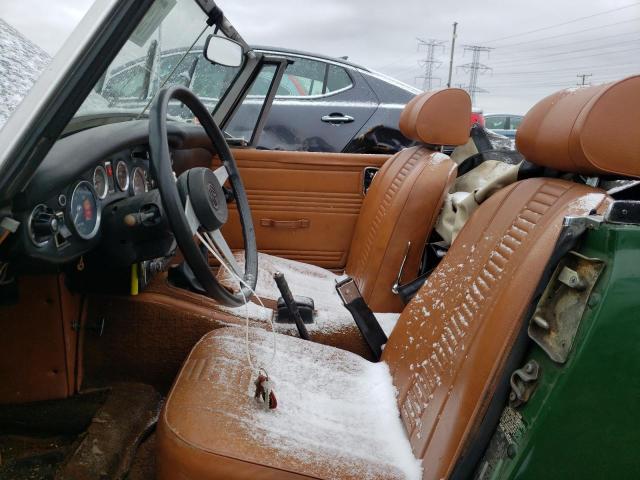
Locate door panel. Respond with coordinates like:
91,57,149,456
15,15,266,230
220,149,389,269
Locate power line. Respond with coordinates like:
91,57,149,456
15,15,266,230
482,1,640,44
496,22,640,51
415,38,445,90
491,61,639,76
490,37,640,65
391,59,639,87
481,73,629,89
397,59,639,79
484,83,580,89
487,45,640,69
458,45,492,104
483,82,596,90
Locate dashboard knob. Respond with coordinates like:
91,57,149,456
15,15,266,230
32,211,59,237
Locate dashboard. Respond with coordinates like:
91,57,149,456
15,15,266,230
7,120,215,268
24,146,153,263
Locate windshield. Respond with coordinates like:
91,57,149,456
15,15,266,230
74,0,242,124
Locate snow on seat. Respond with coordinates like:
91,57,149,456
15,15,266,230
217,251,342,313
216,251,402,337
157,327,421,480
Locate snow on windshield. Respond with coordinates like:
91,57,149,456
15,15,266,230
0,18,51,131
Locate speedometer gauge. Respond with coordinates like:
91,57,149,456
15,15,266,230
92,165,108,199
131,167,147,195
68,181,100,240
115,161,129,191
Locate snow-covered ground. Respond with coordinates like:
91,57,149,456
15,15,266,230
0,18,51,130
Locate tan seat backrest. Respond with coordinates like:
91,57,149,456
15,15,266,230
382,178,608,479
345,88,471,312
345,146,456,311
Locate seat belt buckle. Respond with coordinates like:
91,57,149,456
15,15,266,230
335,277,362,304
335,277,388,361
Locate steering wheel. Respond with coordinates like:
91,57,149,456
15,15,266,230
148,85,257,307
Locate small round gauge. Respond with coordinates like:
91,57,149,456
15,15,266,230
68,181,100,240
92,165,108,199
115,160,129,191
131,167,148,195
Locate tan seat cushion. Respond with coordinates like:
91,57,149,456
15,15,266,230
216,251,352,334
157,327,421,480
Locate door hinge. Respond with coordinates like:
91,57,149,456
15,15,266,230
509,360,540,408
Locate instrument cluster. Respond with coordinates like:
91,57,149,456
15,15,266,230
25,147,154,259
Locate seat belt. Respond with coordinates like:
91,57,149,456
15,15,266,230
335,277,388,361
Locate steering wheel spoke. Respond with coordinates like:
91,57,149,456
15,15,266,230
183,194,201,236
213,165,229,186
206,229,242,278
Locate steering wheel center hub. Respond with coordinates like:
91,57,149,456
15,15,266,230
207,183,219,208
181,167,228,231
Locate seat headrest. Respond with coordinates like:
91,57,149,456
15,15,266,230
399,88,471,146
516,75,640,178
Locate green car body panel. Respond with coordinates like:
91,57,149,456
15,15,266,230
483,221,640,479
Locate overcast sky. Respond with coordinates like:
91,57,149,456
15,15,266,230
1,0,639,113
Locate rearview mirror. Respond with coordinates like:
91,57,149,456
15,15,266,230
203,35,243,67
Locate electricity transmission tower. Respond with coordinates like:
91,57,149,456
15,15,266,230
415,38,445,91
577,73,592,86
458,45,492,104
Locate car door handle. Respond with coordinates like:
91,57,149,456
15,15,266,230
260,218,310,229
321,113,354,124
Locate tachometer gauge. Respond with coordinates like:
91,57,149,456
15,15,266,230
115,160,129,191
92,165,108,199
131,167,148,195
68,181,100,240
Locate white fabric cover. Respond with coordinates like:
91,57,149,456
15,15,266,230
436,159,521,244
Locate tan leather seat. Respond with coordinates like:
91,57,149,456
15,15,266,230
159,77,638,480
219,88,472,313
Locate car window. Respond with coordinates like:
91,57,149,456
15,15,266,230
103,65,147,99
509,115,523,130
191,57,241,99
159,53,197,87
272,57,353,97
101,51,237,103
248,69,278,96
486,115,507,130
226,64,278,142
326,65,351,92
282,58,325,96
102,52,196,102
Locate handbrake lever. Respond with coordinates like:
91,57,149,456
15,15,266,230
273,272,310,340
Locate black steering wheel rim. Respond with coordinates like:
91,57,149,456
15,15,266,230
149,85,257,307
